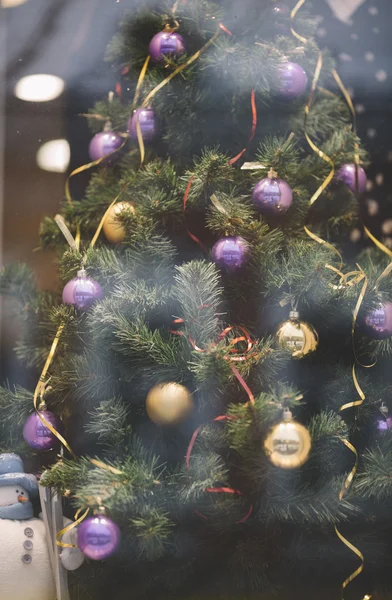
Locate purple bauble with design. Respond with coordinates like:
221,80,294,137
377,403,392,431
23,411,63,451
149,31,185,63
211,236,249,272
128,108,157,142
78,515,120,560
336,163,367,194
362,302,392,339
89,131,123,162
278,62,308,99
62,269,102,310
252,177,293,215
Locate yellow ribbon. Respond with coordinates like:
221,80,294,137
33,324,76,459
54,215,79,252
132,55,151,110
90,458,123,476
364,226,392,258
56,507,89,549
290,0,308,44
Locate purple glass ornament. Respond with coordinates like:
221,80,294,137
377,403,392,431
271,3,290,33
128,108,157,142
88,131,123,162
278,62,308,99
62,269,102,310
78,515,120,560
149,31,185,63
23,411,63,451
362,302,392,339
211,236,249,272
252,177,293,215
336,163,367,194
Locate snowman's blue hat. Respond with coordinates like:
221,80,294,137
0,454,38,498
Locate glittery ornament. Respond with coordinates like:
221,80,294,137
277,311,318,359
264,408,311,469
128,107,157,142
89,130,123,162
149,31,185,63
278,62,308,99
78,515,120,560
377,403,392,431
103,201,135,244
146,382,193,426
211,236,249,272
252,173,293,215
23,410,63,451
362,302,392,339
62,269,102,310
336,163,367,194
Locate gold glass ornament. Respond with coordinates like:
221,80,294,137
146,382,193,426
103,201,135,243
277,311,318,359
264,408,311,469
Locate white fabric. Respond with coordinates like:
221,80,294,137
325,0,367,23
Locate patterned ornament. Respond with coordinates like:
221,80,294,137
103,201,135,244
252,172,293,215
146,382,193,426
278,61,308,99
23,409,63,451
362,302,392,339
264,408,311,469
211,236,249,272
128,107,157,142
149,31,185,63
336,163,367,194
62,269,102,310
88,130,123,162
78,515,120,560
277,311,319,359
377,402,392,432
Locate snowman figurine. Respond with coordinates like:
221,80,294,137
0,453,84,600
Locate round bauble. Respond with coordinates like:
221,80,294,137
277,311,318,359
211,236,249,272
78,515,120,560
278,61,308,99
88,131,123,162
252,176,293,215
23,410,63,451
103,201,135,244
62,269,102,310
361,302,392,339
336,163,367,194
377,403,392,432
128,107,157,142
146,382,193,426
270,3,290,33
149,31,185,63
264,409,311,469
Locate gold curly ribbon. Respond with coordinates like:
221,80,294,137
90,458,123,475
290,0,308,44
54,215,79,252
56,507,90,549
132,56,151,110
33,323,76,459
364,226,392,258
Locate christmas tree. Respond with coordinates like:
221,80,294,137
2,1,392,599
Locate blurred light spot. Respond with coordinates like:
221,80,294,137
367,128,377,138
15,74,64,102
347,87,355,98
372,27,380,34
366,180,374,191
375,173,384,186
339,53,352,62
382,220,392,235
376,70,387,83
317,27,326,38
368,6,379,15
387,151,392,162
37,139,70,173
367,199,379,216
351,33,359,40
2,0,29,6
365,52,375,62
355,104,365,114
350,228,362,243
383,238,392,249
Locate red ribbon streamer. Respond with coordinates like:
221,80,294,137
229,89,257,165
186,415,253,524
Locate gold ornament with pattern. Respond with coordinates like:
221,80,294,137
277,311,318,359
146,382,193,426
264,408,311,469
103,201,135,243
